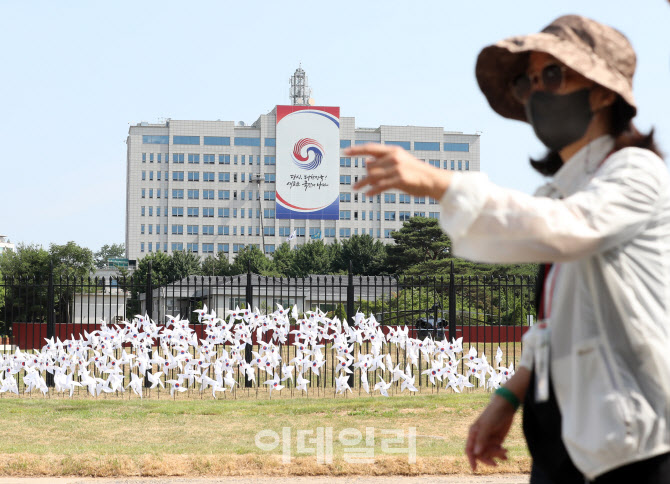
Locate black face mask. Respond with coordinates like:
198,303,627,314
524,89,593,152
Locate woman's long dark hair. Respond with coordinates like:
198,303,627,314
530,96,663,176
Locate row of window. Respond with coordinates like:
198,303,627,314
339,210,439,221
142,153,263,165
339,140,469,152
141,206,279,218
143,135,469,153
142,136,278,147
140,242,273,255
139,225,408,254
340,157,470,171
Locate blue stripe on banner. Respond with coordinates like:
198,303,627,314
276,197,340,220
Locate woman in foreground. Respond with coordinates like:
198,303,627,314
347,15,670,484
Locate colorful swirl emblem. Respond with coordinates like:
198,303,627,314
292,138,324,170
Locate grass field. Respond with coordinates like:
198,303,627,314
0,391,530,477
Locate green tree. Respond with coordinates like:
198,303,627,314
170,250,202,281
387,217,451,273
291,240,333,277
271,243,294,277
94,243,125,268
337,234,388,275
49,242,95,280
230,246,275,275
201,252,232,277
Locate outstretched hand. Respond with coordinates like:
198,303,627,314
345,144,452,199
465,395,516,471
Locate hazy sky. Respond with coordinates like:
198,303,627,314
1,1,669,252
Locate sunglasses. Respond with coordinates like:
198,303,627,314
511,64,567,103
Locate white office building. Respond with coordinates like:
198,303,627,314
125,75,480,262
0,236,15,255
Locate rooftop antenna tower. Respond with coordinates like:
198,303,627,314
289,64,314,106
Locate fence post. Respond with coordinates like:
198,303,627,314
448,260,456,343
245,260,253,387
144,261,152,388
347,260,355,388
46,261,55,387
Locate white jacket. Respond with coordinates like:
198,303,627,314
439,135,670,479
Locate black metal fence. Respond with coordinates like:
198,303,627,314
0,262,536,397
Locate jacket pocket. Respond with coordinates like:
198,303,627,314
554,339,634,473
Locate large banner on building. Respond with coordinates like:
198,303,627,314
275,105,340,220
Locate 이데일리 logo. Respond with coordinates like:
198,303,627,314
292,138,324,170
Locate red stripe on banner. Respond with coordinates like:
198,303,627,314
275,105,340,124
275,191,329,211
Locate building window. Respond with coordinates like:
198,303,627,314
143,135,168,144
187,207,199,217
339,228,351,238
203,207,214,217
202,243,214,254
384,193,396,203
458,160,462,170
141,189,146,198
385,141,411,150
264,191,276,201
204,136,230,146
234,137,261,147
429,212,440,220
202,225,214,235
187,243,198,253
141,171,146,181
218,172,230,182
172,189,184,199
384,229,393,238
172,207,183,217
414,211,426,217
173,136,200,145
429,159,440,168
188,154,200,164
171,242,183,252
415,196,426,204
323,228,335,238
264,209,275,219
399,211,411,221
203,189,214,200
465,161,470,170
264,156,276,165
340,175,351,185
218,243,229,253
203,154,215,164
219,190,230,201
140,224,145,234
340,140,352,148
173,171,184,181
173,153,185,163
264,227,275,236
218,208,230,218
340,157,351,167
264,173,276,183
399,194,411,204
188,189,199,199
187,225,198,235
415,141,441,151
219,154,231,164
340,193,351,202
172,225,183,235
264,138,276,147
140,242,145,252
443,142,469,152
340,210,351,220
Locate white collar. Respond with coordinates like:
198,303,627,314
535,135,615,199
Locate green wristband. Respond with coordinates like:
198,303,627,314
494,387,520,411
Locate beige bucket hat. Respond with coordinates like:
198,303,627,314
475,15,637,122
